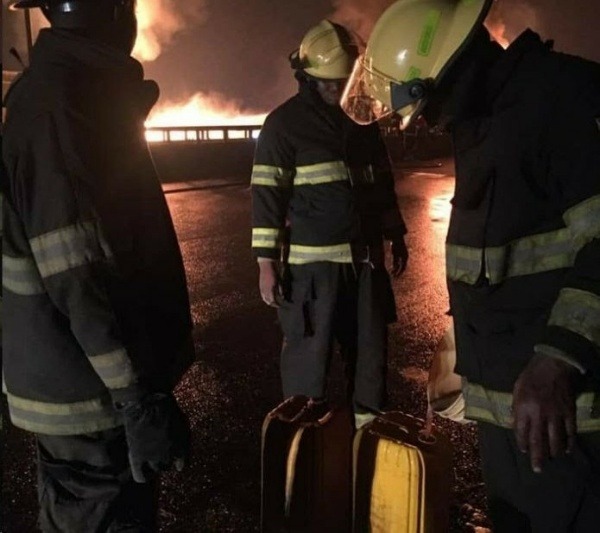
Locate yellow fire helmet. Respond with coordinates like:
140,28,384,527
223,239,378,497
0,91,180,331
341,0,493,128
289,19,360,80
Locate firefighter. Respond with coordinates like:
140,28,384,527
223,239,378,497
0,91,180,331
342,0,600,530
251,20,408,429
2,1,194,530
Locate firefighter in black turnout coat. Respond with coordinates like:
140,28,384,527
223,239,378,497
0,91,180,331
2,1,194,530
343,0,600,530
252,20,408,428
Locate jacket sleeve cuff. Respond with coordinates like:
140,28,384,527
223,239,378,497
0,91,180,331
539,325,600,377
253,247,281,260
252,227,284,260
534,343,586,374
110,382,148,409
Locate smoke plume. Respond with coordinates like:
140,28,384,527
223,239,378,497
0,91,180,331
484,0,540,48
133,0,208,62
329,0,541,49
329,0,396,41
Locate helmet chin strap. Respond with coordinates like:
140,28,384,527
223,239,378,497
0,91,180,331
288,49,305,71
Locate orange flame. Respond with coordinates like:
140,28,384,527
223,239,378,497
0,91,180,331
133,1,266,129
484,20,510,50
145,92,266,128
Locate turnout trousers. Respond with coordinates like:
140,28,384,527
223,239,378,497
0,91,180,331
36,426,157,533
277,261,396,412
478,422,600,533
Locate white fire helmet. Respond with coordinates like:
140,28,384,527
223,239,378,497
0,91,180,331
341,0,493,129
290,19,361,80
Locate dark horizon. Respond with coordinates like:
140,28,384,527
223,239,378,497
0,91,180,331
142,0,600,112
3,0,600,112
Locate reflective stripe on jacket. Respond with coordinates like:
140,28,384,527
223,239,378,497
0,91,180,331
463,381,600,432
446,30,600,427
2,29,193,435
251,82,406,264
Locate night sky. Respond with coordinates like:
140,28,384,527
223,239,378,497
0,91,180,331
141,1,334,112
3,0,600,112
141,0,600,112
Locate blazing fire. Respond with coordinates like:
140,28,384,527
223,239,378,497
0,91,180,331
145,92,266,128
134,0,515,139
144,92,266,142
133,0,265,139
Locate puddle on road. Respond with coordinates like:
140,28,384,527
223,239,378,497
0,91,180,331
412,172,447,179
429,192,453,223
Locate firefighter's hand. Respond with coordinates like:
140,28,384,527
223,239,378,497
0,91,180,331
512,354,579,473
390,237,409,277
259,259,283,307
118,392,191,483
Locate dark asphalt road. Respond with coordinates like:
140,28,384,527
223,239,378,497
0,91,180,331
1,160,492,532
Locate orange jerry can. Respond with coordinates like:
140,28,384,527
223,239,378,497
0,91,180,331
353,412,453,533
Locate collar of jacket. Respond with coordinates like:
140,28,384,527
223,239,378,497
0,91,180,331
30,28,159,118
485,29,551,106
32,28,142,79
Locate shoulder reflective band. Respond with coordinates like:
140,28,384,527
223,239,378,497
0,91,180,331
446,227,575,285
548,288,600,348
2,254,45,295
252,227,283,250
563,195,600,247
251,165,294,187
288,243,353,264
29,220,113,279
463,382,600,432
295,161,348,186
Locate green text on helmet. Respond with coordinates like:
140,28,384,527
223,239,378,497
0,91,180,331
341,0,493,128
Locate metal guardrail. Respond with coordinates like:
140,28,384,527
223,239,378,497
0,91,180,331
144,123,446,145
145,125,262,143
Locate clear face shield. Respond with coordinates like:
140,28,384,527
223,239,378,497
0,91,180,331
341,54,429,129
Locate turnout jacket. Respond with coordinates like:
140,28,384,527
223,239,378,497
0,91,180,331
251,82,406,265
448,31,600,430
2,29,193,435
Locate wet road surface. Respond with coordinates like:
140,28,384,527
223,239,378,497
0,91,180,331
1,159,492,532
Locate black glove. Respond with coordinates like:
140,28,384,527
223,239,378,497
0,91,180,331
391,236,409,276
116,392,191,483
